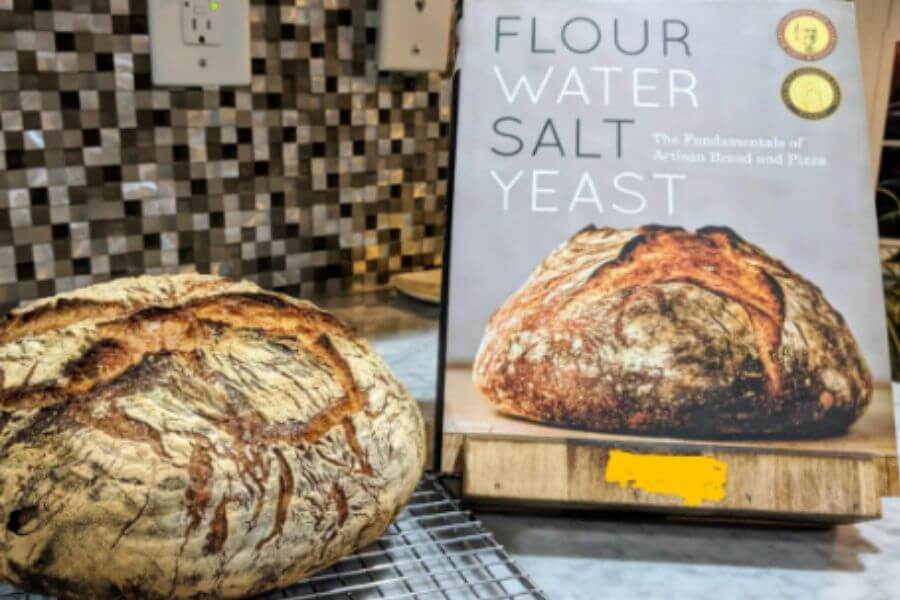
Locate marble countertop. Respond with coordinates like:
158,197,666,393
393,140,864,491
326,289,900,600
481,501,900,600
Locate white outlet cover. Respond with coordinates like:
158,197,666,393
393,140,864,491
378,0,454,72
149,0,250,86
181,0,225,46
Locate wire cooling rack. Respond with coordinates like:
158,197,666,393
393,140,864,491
0,473,548,600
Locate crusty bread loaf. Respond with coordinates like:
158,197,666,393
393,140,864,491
473,225,872,438
0,274,425,599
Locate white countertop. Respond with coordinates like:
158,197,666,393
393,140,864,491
482,498,900,600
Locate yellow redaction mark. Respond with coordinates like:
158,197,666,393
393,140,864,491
605,449,727,507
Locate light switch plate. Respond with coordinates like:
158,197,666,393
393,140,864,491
149,0,250,86
378,0,454,72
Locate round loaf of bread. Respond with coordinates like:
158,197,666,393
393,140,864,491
473,225,872,438
0,274,425,599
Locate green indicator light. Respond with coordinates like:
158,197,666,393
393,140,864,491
210,1,220,10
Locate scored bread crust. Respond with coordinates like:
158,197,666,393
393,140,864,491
473,225,873,438
0,274,425,599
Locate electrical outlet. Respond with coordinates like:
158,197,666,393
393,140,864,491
378,0,454,72
181,0,224,46
149,0,250,86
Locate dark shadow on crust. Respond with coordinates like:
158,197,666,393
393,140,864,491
489,406,858,441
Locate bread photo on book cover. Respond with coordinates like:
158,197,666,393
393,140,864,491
473,225,872,438
0,273,425,599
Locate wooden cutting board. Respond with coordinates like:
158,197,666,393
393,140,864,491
391,269,442,304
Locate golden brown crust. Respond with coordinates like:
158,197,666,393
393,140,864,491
474,226,872,438
0,274,425,599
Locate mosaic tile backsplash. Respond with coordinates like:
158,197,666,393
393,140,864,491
0,0,451,309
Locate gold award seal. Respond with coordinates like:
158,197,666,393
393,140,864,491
781,67,841,120
777,10,837,60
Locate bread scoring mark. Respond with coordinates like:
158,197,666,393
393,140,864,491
581,226,786,395
185,442,214,536
64,338,132,394
0,298,128,344
0,383,66,412
639,224,688,235
341,418,374,477
0,402,66,454
256,448,294,551
204,496,230,555
330,482,349,526
695,225,747,246
238,442,271,530
610,287,672,344
0,275,233,345
190,292,356,340
70,391,170,459
111,472,154,550
573,224,599,237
